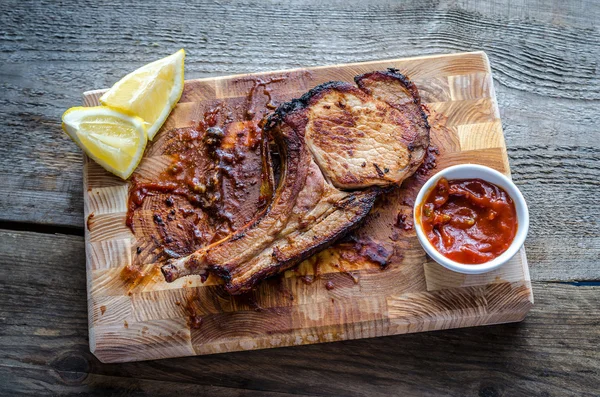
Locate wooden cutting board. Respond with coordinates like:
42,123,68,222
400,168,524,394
82,51,533,363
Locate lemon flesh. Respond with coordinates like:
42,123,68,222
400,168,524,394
99,49,185,140
62,107,147,179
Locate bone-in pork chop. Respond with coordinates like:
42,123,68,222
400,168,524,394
161,69,430,294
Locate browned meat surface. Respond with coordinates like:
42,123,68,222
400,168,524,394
126,107,273,263
161,69,430,294
355,70,430,181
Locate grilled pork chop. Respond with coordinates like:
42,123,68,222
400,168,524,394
161,69,430,294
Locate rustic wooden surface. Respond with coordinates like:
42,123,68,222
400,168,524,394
82,51,535,363
0,0,598,395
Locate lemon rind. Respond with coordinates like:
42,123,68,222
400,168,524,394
98,49,185,141
61,106,148,180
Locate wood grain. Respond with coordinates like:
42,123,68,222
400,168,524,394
1,0,599,394
81,51,534,363
0,229,598,397
1,0,598,285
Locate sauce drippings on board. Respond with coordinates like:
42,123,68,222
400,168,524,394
420,178,517,264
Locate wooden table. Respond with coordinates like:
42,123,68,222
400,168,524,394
1,1,598,395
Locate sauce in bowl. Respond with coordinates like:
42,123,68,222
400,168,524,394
420,178,517,264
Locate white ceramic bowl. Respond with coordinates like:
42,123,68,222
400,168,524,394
413,164,529,274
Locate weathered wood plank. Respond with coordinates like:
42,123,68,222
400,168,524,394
0,366,308,397
1,0,599,393
0,230,599,396
0,0,599,232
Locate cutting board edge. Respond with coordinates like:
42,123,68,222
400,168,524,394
82,50,534,363
89,287,533,364
82,50,490,98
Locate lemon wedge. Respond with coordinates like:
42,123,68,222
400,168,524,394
99,49,185,140
62,107,147,179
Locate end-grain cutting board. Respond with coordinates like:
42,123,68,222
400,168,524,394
83,51,533,363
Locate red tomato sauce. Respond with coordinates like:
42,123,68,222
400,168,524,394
420,178,517,264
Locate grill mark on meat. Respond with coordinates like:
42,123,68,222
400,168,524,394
162,70,430,294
